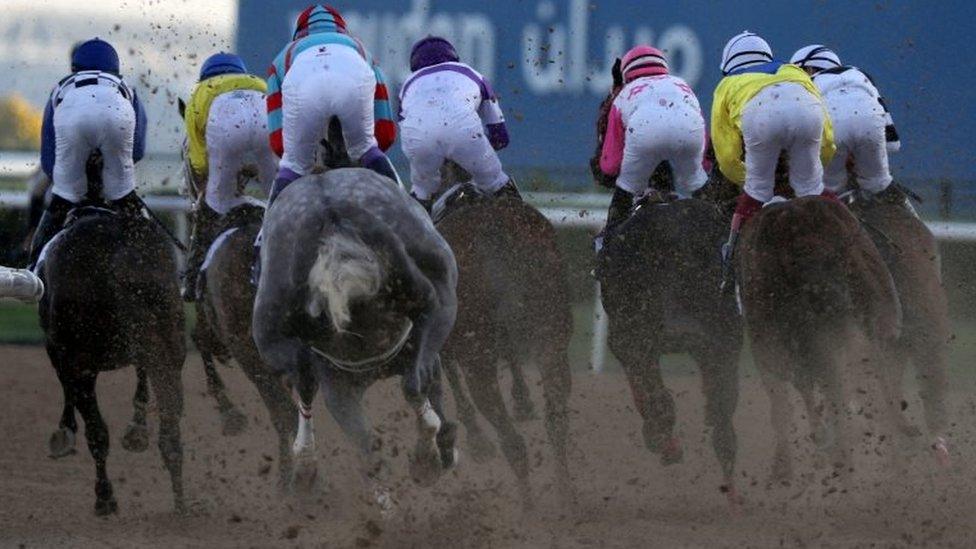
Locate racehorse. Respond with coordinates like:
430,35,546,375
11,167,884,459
176,111,299,486
252,119,459,511
432,175,575,506
849,193,951,463
38,153,186,515
737,195,904,483
590,92,743,502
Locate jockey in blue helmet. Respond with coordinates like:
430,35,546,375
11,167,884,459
30,38,147,269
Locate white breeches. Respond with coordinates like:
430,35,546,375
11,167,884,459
741,83,826,203
279,45,377,175
616,107,707,198
204,90,277,214
401,113,508,200
823,95,892,194
52,86,136,203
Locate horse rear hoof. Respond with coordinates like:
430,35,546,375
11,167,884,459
94,497,118,516
933,436,951,468
659,437,684,466
48,427,77,459
436,421,459,470
290,459,319,495
121,423,149,453
221,408,249,437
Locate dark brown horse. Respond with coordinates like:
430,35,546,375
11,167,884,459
435,183,575,506
38,157,186,515
850,196,951,462
590,88,743,502
737,196,904,483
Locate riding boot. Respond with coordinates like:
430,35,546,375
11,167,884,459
268,167,302,207
181,203,221,302
874,183,919,218
360,147,403,187
111,191,146,218
720,193,763,294
493,178,523,200
28,194,75,270
593,187,634,252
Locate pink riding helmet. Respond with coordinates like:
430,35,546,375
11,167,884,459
621,45,669,82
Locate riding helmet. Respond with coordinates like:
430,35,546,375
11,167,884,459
410,36,460,72
71,38,120,75
199,52,248,81
790,45,842,72
720,31,773,75
621,45,669,82
293,4,347,39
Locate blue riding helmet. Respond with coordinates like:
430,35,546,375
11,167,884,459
199,52,248,81
71,38,120,75
410,36,459,72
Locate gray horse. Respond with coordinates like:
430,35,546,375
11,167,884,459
252,163,459,509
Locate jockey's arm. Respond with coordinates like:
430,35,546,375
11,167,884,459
710,84,746,185
819,106,837,169
266,63,285,157
371,64,397,151
40,97,55,180
183,87,209,183
132,91,147,164
477,77,509,151
599,105,626,178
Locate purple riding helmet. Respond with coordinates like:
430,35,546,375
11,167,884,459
410,36,460,71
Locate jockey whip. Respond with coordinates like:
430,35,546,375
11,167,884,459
135,195,189,254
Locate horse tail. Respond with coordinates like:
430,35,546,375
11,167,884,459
306,224,384,333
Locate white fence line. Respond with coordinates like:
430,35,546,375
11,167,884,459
3,190,976,372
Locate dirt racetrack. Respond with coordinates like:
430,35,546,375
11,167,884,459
2,344,976,548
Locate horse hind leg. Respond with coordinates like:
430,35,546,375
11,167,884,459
442,356,496,462
909,334,951,466
692,346,741,503
121,365,150,453
201,343,248,437
507,360,539,422
72,372,117,515
236,352,298,490
404,356,458,487
146,356,186,514
537,348,576,505
49,363,78,458
614,343,681,465
752,341,796,485
462,352,533,507
194,304,248,436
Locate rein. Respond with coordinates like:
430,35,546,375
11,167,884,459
309,318,414,374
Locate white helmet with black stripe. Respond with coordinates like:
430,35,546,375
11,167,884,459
720,31,773,75
790,45,842,72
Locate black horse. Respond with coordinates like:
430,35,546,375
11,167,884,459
38,155,186,515
591,89,743,502
252,120,459,511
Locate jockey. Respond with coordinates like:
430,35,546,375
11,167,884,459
181,52,277,301
265,4,399,204
595,45,707,242
30,38,147,269
399,36,520,211
711,32,836,288
790,45,908,206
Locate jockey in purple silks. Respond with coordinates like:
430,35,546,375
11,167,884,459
398,36,520,211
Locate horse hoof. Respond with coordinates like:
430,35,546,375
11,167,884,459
933,437,951,467
436,422,459,470
512,403,539,423
48,427,77,459
94,497,118,516
659,437,684,466
121,423,149,453
290,459,319,495
466,432,497,463
221,408,249,437
371,484,396,520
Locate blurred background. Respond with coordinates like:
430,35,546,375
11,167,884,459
1,1,974,373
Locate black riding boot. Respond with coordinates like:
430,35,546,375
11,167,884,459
410,192,433,214
874,183,919,218
28,194,75,270
493,178,523,200
111,191,146,217
362,151,403,186
181,203,221,302
593,187,634,252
